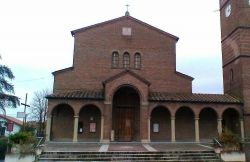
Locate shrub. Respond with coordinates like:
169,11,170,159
0,137,8,160
218,129,241,152
9,131,36,145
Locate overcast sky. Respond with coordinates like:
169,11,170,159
0,0,223,117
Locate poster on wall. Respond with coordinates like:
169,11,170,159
153,123,159,133
89,123,96,133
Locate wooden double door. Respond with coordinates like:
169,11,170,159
114,107,135,141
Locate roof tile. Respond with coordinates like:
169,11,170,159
47,90,104,100
149,92,242,104
47,90,242,104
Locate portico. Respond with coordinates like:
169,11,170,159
46,84,244,143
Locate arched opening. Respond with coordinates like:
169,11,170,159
199,108,218,141
112,86,140,141
150,106,171,141
222,108,240,135
175,107,195,141
78,105,101,142
51,104,74,141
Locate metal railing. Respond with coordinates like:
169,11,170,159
35,137,45,148
213,138,222,147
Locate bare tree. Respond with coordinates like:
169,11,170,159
29,89,50,136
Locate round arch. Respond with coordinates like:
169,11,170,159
112,86,140,141
49,102,75,116
175,107,195,141
77,103,103,116
222,108,241,135
199,107,218,141
149,104,173,117
150,106,171,141
78,104,102,142
110,84,143,104
51,104,74,141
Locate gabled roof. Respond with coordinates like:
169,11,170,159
103,69,151,86
149,92,242,104
71,15,179,41
0,114,23,126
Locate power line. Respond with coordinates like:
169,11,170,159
15,76,52,83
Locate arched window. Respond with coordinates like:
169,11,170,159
123,52,130,68
134,53,141,69
112,52,119,68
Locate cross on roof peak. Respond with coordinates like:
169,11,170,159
125,4,130,16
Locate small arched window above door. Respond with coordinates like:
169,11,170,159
134,53,141,69
123,52,130,68
112,52,119,68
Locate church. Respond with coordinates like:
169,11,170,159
46,0,250,143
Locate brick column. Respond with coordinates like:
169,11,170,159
140,102,149,143
148,117,151,142
100,115,104,142
217,118,222,135
195,118,200,143
171,117,175,142
73,115,79,142
45,115,52,142
103,102,112,143
240,119,245,142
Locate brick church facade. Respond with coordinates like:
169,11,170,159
46,0,249,143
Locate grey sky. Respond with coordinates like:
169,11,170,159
0,0,223,117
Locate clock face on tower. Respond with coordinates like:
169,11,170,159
225,4,232,17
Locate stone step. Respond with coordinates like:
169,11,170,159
40,152,216,156
41,151,215,154
39,157,221,161
39,150,221,161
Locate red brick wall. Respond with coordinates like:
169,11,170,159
78,106,101,141
220,0,250,136
220,0,250,40
150,107,171,141
53,17,192,93
175,107,195,141
51,105,74,141
199,108,217,140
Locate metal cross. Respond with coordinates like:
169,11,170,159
126,4,130,12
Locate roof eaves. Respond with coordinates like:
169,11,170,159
71,16,125,36
175,71,194,81
70,15,179,41
103,69,151,86
52,67,74,75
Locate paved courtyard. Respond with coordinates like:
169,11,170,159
243,143,250,162
43,142,213,152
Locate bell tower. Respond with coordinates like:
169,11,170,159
220,0,250,135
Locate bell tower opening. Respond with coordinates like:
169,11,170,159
112,86,140,142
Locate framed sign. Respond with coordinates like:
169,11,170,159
89,123,96,133
17,112,25,118
78,122,83,133
153,123,159,133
